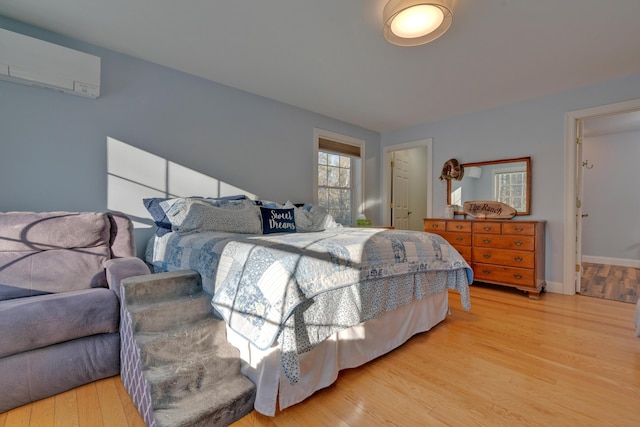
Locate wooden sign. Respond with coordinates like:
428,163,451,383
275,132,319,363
463,201,517,219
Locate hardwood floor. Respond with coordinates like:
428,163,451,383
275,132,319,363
581,262,640,303
3,285,639,426
0,376,145,427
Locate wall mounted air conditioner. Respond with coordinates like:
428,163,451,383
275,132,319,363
0,27,100,98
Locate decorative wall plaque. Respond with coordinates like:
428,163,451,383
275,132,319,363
463,200,517,219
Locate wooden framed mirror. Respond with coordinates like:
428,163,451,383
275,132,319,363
447,156,531,216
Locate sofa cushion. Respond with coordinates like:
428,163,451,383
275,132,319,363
0,212,113,292
0,333,120,413
0,212,110,251
107,211,137,258
0,283,51,301
0,246,111,293
0,288,119,358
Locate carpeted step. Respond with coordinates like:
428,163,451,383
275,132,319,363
120,270,256,427
127,292,213,333
123,270,202,306
135,317,229,365
144,342,243,408
153,374,256,427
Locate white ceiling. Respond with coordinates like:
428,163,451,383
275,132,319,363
1,0,640,132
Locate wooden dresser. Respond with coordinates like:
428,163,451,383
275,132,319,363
424,218,546,299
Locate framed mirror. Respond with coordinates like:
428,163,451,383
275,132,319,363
447,156,531,216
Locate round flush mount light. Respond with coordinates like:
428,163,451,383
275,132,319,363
383,0,453,46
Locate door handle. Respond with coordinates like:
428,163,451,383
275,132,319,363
581,213,589,218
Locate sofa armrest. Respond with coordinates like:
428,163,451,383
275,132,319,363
104,257,150,301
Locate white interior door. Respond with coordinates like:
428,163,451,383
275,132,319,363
392,151,410,230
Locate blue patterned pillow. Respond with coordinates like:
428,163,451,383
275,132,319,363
144,195,248,236
260,207,297,234
163,199,262,234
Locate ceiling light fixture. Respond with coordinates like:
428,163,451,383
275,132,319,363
383,0,453,46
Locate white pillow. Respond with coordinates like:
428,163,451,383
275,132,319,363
288,203,341,232
283,201,313,230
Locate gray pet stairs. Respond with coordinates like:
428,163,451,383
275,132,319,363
120,270,256,427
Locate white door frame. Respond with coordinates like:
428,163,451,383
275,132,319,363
563,98,640,295
382,138,433,226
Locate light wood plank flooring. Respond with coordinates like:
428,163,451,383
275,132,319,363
0,376,145,427
2,285,639,426
581,262,640,303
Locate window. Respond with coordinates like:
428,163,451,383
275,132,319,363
450,187,462,208
314,130,364,226
493,166,527,212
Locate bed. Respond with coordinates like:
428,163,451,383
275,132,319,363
144,196,472,415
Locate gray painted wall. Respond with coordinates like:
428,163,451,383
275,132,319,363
3,16,640,286
382,73,640,287
0,17,380,255
582,129,640,262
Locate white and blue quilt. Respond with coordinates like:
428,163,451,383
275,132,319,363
147,228,472,383
209,228,472,383
146,230,241,294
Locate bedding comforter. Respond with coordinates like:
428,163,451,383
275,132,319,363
210,228,472,382
147,227,472,383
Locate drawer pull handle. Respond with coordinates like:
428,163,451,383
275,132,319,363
483,226,492,231
515,227,524,232
483,239,491,244
514,241,523,246
456,225,463,229
456,237,463,242
514,256,523,262
482,269,491,274
483,253,491,259
432,224,439,228
514,274,523,279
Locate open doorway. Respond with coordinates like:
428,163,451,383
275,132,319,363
578,111,640,302
382,139,432,231
563,99,640,300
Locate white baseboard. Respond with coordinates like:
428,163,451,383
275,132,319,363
544,280,565,295
582,255,640,269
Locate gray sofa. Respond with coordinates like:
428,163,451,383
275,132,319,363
0,211,150,413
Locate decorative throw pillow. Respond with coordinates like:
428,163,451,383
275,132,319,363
143,198,173,236
260,207,297,234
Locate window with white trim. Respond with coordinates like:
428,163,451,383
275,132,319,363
314,131,364,226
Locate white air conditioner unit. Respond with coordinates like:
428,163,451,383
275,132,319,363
0,28,100,98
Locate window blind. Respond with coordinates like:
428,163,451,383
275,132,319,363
318,137,361,158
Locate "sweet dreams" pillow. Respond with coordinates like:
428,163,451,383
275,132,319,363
260,207,297,234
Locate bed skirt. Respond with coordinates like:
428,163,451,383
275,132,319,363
226,290,449,416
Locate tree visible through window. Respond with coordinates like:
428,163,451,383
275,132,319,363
317,151,352,225
493,169,527,212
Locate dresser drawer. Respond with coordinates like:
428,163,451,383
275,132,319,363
473,263,535,287
472,222,501,234
453,245,472,262
447,221,471,233
473,234,534,251
472,248,534,268
502,222,535,236
424,220,447,232
440,232,472,246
